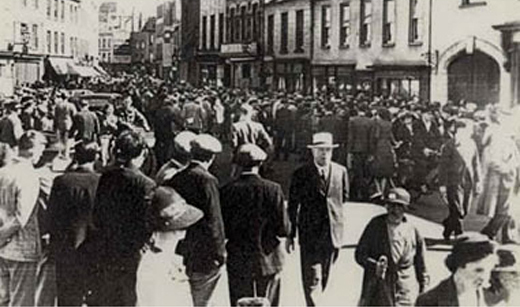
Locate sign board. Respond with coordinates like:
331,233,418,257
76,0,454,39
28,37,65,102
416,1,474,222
221,42,257,56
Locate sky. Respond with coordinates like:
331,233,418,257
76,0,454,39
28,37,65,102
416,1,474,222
93,0,162,19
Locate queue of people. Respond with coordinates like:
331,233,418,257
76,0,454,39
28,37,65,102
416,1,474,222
0,73,519,307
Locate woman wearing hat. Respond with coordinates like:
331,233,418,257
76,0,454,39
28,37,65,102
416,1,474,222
355,188,429,306
416,233,498,306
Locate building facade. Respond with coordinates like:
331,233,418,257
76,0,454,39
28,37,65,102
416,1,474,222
130,17,156,73
221,0,263,89
430,0,519,108
311,0,430,100
155,1,180,80
197,0,226,87
0,0,98,95
98,1,136,65
264,0,312,93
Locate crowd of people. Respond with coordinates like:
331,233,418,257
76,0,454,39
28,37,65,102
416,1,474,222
0,72,519,306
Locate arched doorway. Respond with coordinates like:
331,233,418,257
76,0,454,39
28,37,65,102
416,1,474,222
448,50,500,108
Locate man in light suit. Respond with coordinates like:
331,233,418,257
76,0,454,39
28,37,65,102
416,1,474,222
231,103,272,154
287,132,349,306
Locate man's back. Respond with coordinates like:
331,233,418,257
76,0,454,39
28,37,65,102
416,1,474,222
92,166,155,258
347,116,373,153
231,120,272,151
72,110,99,142
166,163,226,272
48,169,100,251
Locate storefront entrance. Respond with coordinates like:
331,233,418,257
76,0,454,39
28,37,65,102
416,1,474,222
448,50,500,108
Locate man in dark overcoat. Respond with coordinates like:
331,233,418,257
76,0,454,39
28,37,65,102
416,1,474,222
164,134,226,307
287,132,349,306
220,144,289,306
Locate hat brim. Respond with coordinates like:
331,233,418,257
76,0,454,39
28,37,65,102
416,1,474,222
385,199,410,206
307,144,339,149
160,203,204,231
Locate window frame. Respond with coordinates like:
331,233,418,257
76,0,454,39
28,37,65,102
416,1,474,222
280,11,289,54
359,0,372,47
339,2,351,48
382,0,396,47
321,5,331,49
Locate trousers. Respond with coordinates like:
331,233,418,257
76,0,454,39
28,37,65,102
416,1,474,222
188,266,223,307
300,246,339,307
0,257,38,307
227,268,281,307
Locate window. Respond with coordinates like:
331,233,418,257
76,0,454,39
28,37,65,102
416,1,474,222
34,0,38,9
340,2,351,47
54,0,58,19
295,10,304,53
241,6,246,41
267,14,274,54
321,6,331,48
460,0,486,6
219,13,224,48
201,16,207,50
70,37,74,55
360,0,372,46
70,4,73,22
107,39,111,48
46,30,51,53
23,0,27,7
234,8,240,42
210,15,215,50
409,0,422,44
280,12,288,54
227,8,234,43
32,24,38,50
61,32,65,54
242,63,251,79
383,0,395,45
252,3,258,38
46,0,51,17
61,0,64,20
54,31,58,53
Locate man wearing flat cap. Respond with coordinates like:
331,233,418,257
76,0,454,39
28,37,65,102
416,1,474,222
416,232,498,306
164,134,226,306
356,188,429,306
287,132,349,306
220,144,289,306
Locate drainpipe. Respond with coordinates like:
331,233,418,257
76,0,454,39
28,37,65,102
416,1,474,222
427,0,433,102
310,0,315,96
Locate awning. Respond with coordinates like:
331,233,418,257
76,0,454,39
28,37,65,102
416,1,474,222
94,65,109,76
74,65,100,78
47,58,78,75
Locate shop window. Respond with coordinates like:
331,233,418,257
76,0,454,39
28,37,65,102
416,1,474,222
383,0,395,46
321,6,331,48
295,10,304,53
360,0,371,47
242,64,251,79
340,2,350,48
32,25,38,50
280,12,288,54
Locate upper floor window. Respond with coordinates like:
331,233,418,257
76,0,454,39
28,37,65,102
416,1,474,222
383,0,395,46
409,0,422,44
267,14,274,54
360,0,372,47
340,2,350,48
54,0,58,19
46,0,51,17
34,0,38,9
280,12,288,54
295,9,304,53
218,13,224,48
241,6,247,42
321,5,331,48
201,15,207,50
61,0,64,21
61,32,65,54
210,15,216,50
32,24,38,50
47,30,51,53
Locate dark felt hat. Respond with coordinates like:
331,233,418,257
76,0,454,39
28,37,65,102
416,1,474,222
151,186,203,231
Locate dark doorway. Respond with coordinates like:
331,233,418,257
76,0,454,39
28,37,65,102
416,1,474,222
448,50,500,108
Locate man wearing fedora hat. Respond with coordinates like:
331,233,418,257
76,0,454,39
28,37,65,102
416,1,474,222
164,134,226,307
356,188,429,306
220,144,289,306
287,132,349,306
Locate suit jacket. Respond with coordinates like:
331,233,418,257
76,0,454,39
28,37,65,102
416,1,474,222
413,120,442,158
220,174,289,276
347,116,374,154
355,214,428,306
71,110,100,142
288,162,349,250
48,168,100,253
231,120,272,151
154,104,184,142
166,162,226,273
90,166,156,259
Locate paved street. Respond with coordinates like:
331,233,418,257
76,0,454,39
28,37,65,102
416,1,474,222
150,147,489,306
